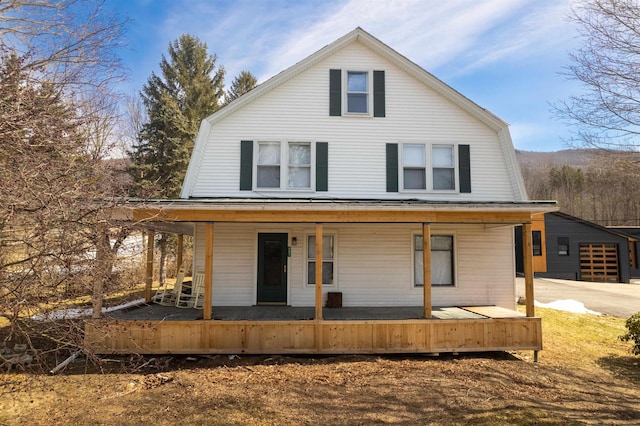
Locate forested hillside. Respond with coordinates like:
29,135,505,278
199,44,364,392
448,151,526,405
517,150,640,226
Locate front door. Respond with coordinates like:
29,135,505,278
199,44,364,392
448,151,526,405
257,233,288,304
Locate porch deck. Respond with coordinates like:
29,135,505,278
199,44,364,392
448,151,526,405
106,304,496,321
87,304,540,355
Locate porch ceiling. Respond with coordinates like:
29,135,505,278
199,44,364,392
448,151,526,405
117,198,558,225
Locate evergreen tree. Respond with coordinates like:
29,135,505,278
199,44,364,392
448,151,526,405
130,34,225,198
130,34,224,285
225,70,257,105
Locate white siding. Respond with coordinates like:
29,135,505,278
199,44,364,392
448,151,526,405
194,223,516,309
186,41,520,201
194,223,255,305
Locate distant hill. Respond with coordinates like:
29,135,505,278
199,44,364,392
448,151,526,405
515,148,640,226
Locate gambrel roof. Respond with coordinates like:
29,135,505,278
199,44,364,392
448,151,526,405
181,27,525,199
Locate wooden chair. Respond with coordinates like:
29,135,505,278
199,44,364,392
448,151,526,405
152,267,185,306
176,271,205,309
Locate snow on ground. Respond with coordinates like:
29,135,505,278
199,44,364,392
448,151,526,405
534,299,601,315
31,299,145,321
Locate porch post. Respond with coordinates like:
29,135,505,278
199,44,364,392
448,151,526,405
145,231,154,303
204,222,214,320
523,222,535,317
315,223,323,320
422,223,432,319
176,234,184,270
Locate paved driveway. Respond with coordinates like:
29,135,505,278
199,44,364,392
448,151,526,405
515,277,640,318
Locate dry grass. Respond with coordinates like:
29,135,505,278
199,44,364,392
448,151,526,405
0,307,639,425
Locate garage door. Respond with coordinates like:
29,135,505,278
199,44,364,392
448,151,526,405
579,243,619,283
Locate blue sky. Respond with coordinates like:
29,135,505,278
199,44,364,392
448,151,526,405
110,0,579,152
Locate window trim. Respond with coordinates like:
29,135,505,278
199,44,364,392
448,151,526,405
254,141,316,191
412,232,456,287
399,143,459,192
305,232,337,287
343,70,372,116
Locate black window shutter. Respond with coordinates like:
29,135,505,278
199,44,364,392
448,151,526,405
386,143,398,192
458,144,471,193
373,70,385,117
240,140,253,190
316,142,328,191
329,69,341,116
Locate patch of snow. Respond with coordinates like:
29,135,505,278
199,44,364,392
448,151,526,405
534,299,601,315
31,298,145,321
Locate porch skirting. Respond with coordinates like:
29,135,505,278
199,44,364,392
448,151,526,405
84,316,542,355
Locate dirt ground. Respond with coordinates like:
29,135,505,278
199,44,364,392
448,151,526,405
1,307,639,425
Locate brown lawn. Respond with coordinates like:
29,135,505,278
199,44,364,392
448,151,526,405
1,307,639,425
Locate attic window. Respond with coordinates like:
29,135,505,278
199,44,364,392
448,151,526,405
346,71,368,113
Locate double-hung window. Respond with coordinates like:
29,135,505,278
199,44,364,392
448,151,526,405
414,235,454,286
330,69,384,117
346,71,368,114
403,144,426,189
307,234,335,285
257,142,281,188
432,145,455,190
256,141,313,190
288,142,311,188
401,143,456,191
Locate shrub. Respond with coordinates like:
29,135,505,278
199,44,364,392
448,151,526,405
620,312,640,355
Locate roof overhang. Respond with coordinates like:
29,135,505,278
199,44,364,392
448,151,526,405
115,198,558,225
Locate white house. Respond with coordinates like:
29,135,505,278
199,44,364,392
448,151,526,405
88,28,555,355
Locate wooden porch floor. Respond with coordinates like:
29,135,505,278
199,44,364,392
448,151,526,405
106,304,523,321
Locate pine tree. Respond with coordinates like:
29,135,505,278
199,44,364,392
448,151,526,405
129,34,225,285
225,70,257,105
130,34,225,198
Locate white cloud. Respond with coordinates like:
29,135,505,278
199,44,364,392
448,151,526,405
121,0,576,92
454,1,576,75
257,0,575,81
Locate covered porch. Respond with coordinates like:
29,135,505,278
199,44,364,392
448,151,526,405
86,199,554,355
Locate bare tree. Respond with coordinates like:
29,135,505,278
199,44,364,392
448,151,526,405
0,0,127,90
77,92,122,160
0,1,131,371
555,0,640,151
118,94,146,158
